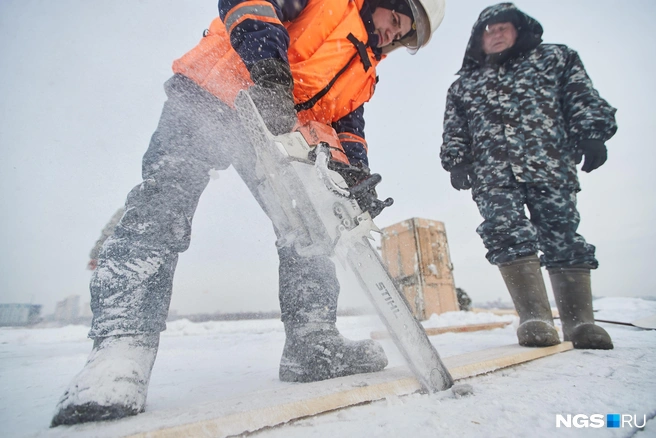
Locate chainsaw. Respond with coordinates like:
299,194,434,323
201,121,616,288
231,91,453,393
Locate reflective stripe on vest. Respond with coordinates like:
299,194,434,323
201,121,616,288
224,1,280,34
338,132,368,155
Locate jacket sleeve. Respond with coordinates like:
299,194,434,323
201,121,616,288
332,104,369,168
560,48,617,144
440,80,472,172
218,0,308,69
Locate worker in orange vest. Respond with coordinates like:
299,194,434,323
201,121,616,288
51,0,446,426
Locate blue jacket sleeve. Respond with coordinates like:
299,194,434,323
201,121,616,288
332,105,369,168
218,0,307,69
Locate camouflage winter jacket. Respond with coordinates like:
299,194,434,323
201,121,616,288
440,3,617,193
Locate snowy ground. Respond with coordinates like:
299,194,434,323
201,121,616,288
1,297,655,438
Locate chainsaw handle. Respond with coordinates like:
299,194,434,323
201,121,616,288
314,143,351,198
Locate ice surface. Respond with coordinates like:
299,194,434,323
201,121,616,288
1,297,654,437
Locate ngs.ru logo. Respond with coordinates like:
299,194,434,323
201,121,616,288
556,414,647,428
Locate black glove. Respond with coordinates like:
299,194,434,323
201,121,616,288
575,139,607,173
449,163,472,190
332,163,393,219
248,59,297,136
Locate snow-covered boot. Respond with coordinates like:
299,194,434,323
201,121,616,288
548,267,613,349
277,247,387,382
499,255,561,347
50,333,159,426
279,322,388,382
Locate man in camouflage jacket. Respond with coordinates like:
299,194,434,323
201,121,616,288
440,3,616,350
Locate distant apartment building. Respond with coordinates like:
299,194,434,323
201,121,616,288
54,295,80,324
0,304,42,327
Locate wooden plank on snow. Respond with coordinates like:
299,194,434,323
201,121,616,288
370,321,511,339
471,308,560,318
117,342,572,438
445,342,572,380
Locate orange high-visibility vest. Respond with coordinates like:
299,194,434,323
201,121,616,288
172,0,382,126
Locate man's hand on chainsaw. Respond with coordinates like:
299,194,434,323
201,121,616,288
331,163,393,218
248,59,298,136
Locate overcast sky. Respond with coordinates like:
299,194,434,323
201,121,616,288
1,0,655,316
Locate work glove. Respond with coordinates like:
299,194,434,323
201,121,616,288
332,163,393,219
248,58,297,136
575,139,607,173
449,163,472,190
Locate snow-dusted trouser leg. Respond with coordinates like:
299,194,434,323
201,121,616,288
89,75,234,338
52,76,237,427
225,133,343,326
277,246,340,324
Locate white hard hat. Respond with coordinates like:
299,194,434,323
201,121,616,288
384,0,446,54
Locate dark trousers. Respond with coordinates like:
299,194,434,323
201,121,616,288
89,75,339,337
473,184,598,269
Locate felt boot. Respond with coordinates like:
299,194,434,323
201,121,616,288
499,255,561,347
549,267,613,349
51,334,159,426
279,322,388,382
277,247,387,382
